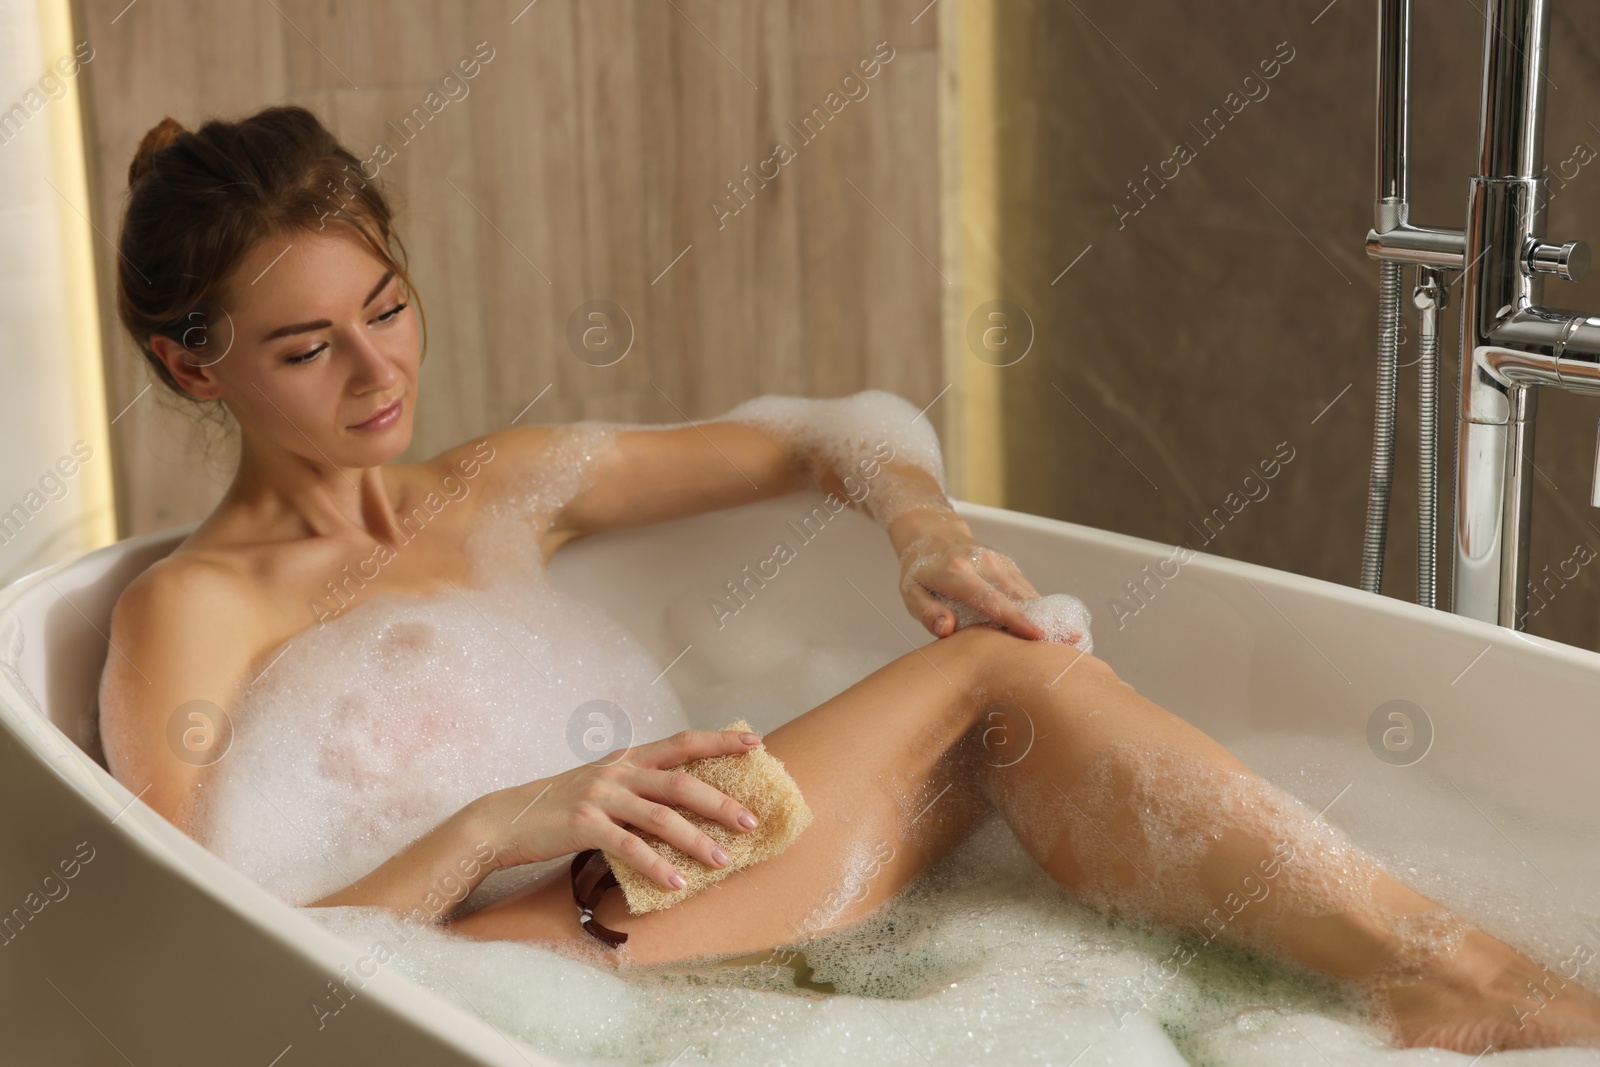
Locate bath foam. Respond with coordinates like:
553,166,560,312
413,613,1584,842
303,808,1372,1066
1050,735,1427,978
602,719,814,914
467,420,623,581
489,392,953,548
719,390,951,530
294,720,1600,1066
191,519,692,909
935,587,1095,652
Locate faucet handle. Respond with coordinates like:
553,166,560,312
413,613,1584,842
1529,239,1591,282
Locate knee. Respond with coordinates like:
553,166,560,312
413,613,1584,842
941,623,1118,691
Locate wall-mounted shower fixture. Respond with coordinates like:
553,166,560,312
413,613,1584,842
1362,0,1594,632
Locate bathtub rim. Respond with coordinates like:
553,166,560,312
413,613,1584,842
954,498,1600,672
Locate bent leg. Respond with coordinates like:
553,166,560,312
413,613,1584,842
448,624,1027,964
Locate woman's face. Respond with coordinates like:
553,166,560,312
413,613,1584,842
154,226,421,470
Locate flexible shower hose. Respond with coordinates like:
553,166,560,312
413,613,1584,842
1415,273,1440,609
1360,260,1403,595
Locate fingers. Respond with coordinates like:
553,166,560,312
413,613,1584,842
976,546,1042,602
903,540,1046,639
904,581,957,637
599,816,694,890
587,729,762,888
979,590,1045,640
636,766,759,838
607,777,750,883
971,549,1045,636
929,568,1045,640
995,565,1042,601
640,728,762,769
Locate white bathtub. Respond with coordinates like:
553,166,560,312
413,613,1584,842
2,492,1597,1064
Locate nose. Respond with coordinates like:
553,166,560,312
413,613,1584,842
345,330,401,394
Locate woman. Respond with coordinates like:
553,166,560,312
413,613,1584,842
98,105,1599,1054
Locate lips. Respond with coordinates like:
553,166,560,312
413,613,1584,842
351,397,402,430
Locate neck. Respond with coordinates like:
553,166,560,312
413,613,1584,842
224,432,405,546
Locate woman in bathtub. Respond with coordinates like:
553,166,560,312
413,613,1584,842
98,105,1600,1054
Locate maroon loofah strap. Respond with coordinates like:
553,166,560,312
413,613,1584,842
570,848,629,946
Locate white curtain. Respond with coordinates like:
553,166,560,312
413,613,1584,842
0,0,114,588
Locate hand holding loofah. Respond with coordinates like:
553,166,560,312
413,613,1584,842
601,719,814,914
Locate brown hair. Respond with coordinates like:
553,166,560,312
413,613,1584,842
116,106,427,410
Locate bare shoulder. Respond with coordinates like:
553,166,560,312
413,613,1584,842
422,424,600,560
98,552,268,837
423,427,523,498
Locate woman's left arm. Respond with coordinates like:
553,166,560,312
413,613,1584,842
515,411,1047,639
535,420,810,552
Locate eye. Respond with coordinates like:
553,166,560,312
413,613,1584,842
280,303,408,366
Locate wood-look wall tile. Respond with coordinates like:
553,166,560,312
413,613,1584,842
279,0,480,95
73,0,941,539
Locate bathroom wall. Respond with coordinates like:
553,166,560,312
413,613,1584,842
69,0,943,533
976,0,1600,651
65,0,1600,651
0,0,115,588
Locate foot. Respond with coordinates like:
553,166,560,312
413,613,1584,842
1370,926,1600,1052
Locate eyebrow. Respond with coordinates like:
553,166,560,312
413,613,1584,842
258,270,395,343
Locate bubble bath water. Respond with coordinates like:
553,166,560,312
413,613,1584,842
299,720,1600,1065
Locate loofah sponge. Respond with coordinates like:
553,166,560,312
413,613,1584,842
601,719,814,915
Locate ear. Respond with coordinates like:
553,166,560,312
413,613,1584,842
149,330,228,400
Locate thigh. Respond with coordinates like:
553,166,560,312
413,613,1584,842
450,625,1020,965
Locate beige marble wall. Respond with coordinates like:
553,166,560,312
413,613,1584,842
980,0,1600,651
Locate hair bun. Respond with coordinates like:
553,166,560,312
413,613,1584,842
127,116,187,189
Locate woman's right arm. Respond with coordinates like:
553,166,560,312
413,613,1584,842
302,728,766,922
100,561,764,921
99,558,251,837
